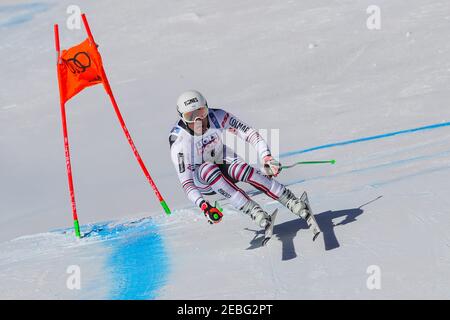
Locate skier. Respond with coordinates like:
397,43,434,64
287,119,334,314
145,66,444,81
169,90,317,242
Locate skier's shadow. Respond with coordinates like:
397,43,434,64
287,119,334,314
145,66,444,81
245,196,382,261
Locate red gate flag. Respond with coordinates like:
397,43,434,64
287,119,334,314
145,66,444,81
58,39,104,103
54,14,171,239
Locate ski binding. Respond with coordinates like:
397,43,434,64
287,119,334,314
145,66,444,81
300,192,321,241
262,209,278,246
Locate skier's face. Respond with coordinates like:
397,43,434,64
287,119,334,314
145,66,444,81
182,106,209,123
188,116,209,135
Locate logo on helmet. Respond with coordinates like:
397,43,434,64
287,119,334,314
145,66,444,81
184,97,199,106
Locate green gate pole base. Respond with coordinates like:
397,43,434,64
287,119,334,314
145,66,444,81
160,200,171,215
73,219,81,238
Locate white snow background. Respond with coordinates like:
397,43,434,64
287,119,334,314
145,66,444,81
0,0,450,299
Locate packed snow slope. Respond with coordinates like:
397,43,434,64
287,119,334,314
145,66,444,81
1,0,450,299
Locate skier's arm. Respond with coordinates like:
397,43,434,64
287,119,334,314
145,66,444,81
170,137,205,208
217,110,271,159
215,109,282,176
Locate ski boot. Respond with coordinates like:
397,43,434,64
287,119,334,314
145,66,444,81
241,200,278,246
278,189,309,219
278,188,321,241
241,200,271,228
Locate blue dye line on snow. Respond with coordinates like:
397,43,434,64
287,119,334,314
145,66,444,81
369,165,450,188
282,147,450,189
107,228,168,300
0,2,49,28
92,219,168,300
57,218,169,300
280,121,450,158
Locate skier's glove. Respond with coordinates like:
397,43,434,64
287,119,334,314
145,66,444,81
200,201,223,224
263,155,282,177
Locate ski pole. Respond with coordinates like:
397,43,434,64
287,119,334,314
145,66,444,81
281,160,336,169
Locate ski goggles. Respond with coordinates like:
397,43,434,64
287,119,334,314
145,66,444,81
182,106,209,123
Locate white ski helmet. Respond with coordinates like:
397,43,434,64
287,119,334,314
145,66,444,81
176,90,208,122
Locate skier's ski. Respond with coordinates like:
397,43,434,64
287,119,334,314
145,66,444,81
300,192,321,241
262,209,278,247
